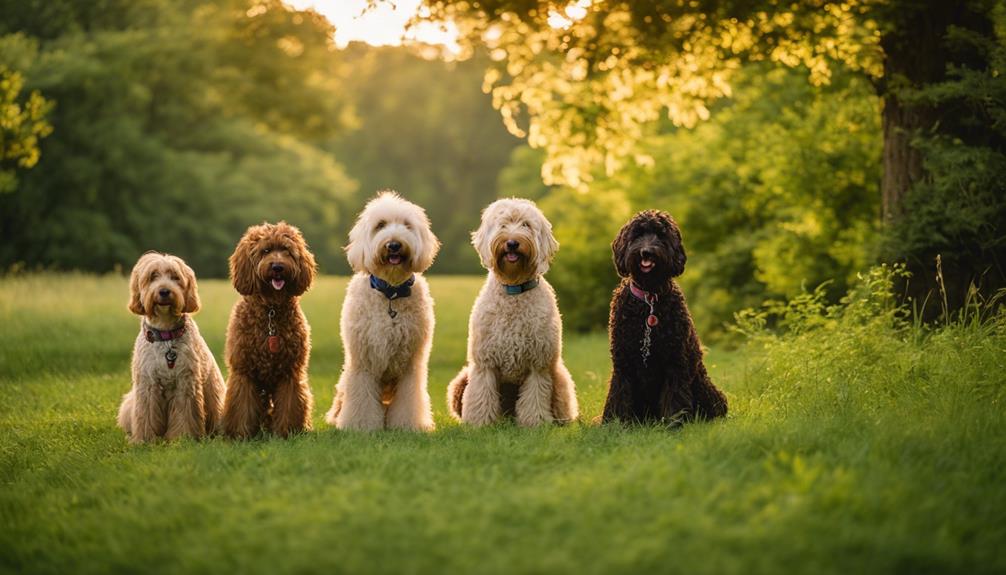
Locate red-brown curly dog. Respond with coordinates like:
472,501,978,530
602,210,727,425
222,222,316,438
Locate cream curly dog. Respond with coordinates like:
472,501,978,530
447,198,579,426
326,192,440,431
117,252,225,443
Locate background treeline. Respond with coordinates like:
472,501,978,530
0,0,518,277
3,0,1004,340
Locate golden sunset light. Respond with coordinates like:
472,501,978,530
284,0,460,51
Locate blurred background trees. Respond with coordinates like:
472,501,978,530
1,0,1003,338
0,0,520,276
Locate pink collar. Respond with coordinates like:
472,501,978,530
144,319,187,343
629,282,658,305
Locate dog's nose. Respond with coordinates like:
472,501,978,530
387,241,402,253
640,249,654,259
506,240,519,251
271,263,284,273
158,288,170,298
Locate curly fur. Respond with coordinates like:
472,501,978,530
602,210,727,425
326,192,440,431
117,252,225,443
447,198,579,427
221,221,316,439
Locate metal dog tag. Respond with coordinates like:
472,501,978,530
165,349,178,369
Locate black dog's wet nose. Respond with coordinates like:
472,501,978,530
641,249,654,259
271,263,284,273
158,288,170,298
506,240,519,251
388,241,402,253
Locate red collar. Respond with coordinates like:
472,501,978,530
144,319,187,342
629,282,658,305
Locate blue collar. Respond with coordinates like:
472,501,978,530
370,274,415,300
502,277,539,295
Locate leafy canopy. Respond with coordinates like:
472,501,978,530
421,0,883,187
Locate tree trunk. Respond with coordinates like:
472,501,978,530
879,1,998,317
878,2,953,224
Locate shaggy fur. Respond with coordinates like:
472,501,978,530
326,192,440,431
601,210,727,424
221,222,316,439
447,198,579,426
117,252,225,443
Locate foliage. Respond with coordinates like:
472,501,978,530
516,63,882,336
422,0,884,188
421,0,1005,321
0,36,53,193
2,273,1005,574
538,185,628,332
0,0,357,276
327,44,520,274
883,26,1006,302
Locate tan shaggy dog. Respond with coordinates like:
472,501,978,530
447,198,579,426
117,252,225,443
222,222,316,439
325,192,440,431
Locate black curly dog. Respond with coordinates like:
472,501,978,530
602,210,727,425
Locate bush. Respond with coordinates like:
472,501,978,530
540,187,629,332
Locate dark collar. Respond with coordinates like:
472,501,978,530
629,282,658,305
144,318,187,342
370,274,415,300
502,277,539,295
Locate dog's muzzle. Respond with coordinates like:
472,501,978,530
269,263,286,290
385,241,407,266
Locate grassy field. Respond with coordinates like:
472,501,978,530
1,274,1004,574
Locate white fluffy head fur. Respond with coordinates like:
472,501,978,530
472,198,559,284
346,191,440,285
128,252,200,319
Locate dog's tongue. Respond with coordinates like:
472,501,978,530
640,258,655,272
505,252,520,263
388,254,402,265
271,278,285,290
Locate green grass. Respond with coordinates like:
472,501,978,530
1,274,1004,574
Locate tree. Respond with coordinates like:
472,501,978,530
421,0,1006,309
0,39,53,194
0,0,357,275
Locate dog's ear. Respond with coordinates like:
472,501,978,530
345,213,367,273
175,257,201,314
471,206,495,270
413,211,440,273
287,224,317,296
229,227,258,296
127,255,149,315
660,212,687,277
611,218,634,278
534,212,559,274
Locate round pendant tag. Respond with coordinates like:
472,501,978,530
646,314,659,327
268,335,280,353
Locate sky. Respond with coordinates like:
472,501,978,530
283,0,460,52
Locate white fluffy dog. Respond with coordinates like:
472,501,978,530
447,198,579,426
326,192,440,431
117,252,225,443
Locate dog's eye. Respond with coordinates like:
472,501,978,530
262,248,271,255
521,221,531,229
375,221,386,231
404,221,412,230
149,272,158,280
